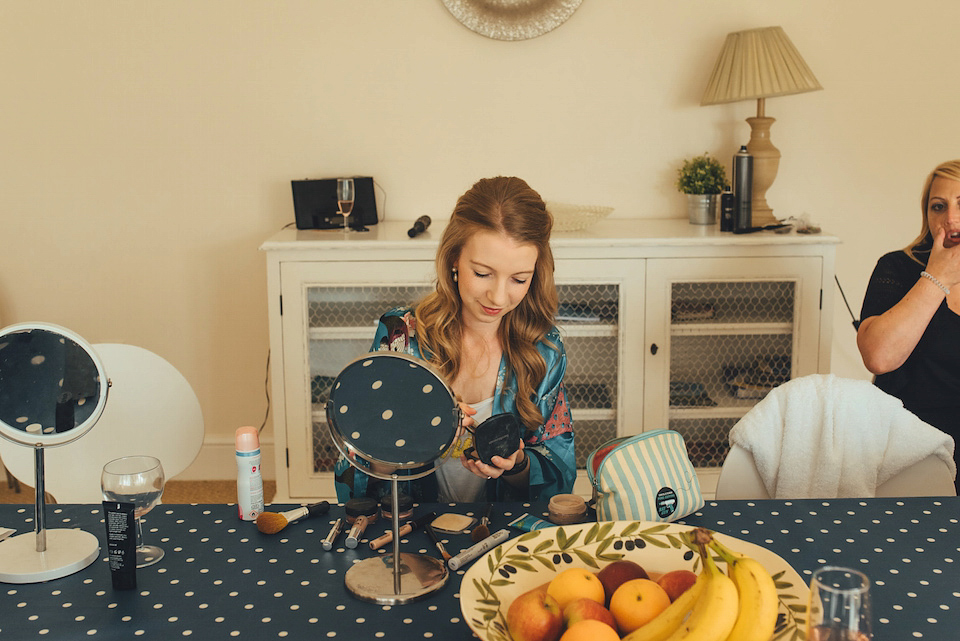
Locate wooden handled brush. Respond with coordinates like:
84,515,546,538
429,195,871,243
255,501,330,534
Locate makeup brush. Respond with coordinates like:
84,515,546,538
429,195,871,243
471,503,493,543
256,501,330,535
424,522,452,562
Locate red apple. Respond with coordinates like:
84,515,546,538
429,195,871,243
563,597,617,631
597,560,649,607
656,569,698,602
507,589,564,641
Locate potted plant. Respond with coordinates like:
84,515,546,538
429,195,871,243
676,153,728,225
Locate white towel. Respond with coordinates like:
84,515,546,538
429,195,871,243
729,374,956,498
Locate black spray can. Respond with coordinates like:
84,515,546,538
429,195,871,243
733,145,753,231
719,186,735,232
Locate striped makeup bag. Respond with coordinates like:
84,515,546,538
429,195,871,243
586,430,704,522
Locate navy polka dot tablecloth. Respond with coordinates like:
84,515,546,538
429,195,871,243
0,498,956,640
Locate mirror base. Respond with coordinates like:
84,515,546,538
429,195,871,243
345,553,448,605
0,529,99,584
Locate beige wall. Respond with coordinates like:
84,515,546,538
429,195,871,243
2,1,956,479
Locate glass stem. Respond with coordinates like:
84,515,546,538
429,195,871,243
135,515,145,550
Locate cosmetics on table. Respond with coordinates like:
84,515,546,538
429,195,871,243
235,426,264,521
322,518,344,551
344,497,378,549
447,528,510,571
103,501,136,590
368,511,437,551
424,522,451,561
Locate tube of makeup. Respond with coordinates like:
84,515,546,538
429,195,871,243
368,511,437,551
322,518,344,551
448,528,510,570
103,501,136,590
507,513,552,532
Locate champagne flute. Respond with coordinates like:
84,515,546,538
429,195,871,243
337,177,355,234
101,456,166,568
808,566,873,640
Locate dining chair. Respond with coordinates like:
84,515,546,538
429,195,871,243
715,443,956,499
0,343,204,503
714,374,957,500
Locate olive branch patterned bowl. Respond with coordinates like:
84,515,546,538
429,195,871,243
459,521,808,641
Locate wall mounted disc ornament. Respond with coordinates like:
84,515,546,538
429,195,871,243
441,0,583,41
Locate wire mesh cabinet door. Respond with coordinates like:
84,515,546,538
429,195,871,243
554,259,645,495
278,260,436,499
643,256,825,478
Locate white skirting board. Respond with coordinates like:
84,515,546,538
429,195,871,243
177,435,276,481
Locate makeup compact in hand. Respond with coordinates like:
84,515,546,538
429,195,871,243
464,413,521,465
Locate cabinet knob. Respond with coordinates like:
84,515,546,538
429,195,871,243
650,343,658,355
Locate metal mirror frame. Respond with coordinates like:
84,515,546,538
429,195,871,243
326,351,461,605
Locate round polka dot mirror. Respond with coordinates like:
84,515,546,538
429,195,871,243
325,351,461,604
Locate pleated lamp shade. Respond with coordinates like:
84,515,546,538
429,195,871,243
701,26,822,105
700,26,821,226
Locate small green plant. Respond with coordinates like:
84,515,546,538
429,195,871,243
676,153,727,195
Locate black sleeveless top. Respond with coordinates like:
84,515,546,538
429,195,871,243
861,250,960,442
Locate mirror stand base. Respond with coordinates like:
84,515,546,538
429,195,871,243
0,529,99,584
345,553,448,605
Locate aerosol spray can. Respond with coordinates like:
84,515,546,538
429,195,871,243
235,426,264,521
719,185,735,232
733,145,753,232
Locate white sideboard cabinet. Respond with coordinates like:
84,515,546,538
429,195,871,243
261,219,839,501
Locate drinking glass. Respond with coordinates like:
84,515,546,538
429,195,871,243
101,455,166,568
337,177,355,233
808,566,873,641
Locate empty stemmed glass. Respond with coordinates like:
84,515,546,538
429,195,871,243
808,566,873,640
337,177,355,234
101,456,166,568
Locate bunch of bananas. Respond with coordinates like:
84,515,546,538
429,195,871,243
622,528,779,641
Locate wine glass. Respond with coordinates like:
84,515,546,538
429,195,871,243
101,455,166,568
337,177,355,233
808,566,873,640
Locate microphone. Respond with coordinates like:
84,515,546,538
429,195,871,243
407,216,431,238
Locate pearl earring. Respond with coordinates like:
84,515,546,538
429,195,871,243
452,268,458,283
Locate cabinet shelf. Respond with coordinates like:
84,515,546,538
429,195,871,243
671,322,793,336
308,327,377,341
558,323,618,338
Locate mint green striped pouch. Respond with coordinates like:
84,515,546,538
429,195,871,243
587,430,704,522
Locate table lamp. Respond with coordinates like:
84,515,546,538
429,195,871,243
701,26,822,226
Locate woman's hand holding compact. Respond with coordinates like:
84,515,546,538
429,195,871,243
461,441,526,481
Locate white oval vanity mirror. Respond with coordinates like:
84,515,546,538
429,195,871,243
0,322,109,583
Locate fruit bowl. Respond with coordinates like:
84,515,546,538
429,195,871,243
459,521,808,641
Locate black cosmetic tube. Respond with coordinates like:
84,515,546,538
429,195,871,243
103,501,136,590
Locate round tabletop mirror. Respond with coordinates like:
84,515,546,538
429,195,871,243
326,351,460,604
0,322,109,584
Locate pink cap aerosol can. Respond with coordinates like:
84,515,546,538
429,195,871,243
235,426,264,521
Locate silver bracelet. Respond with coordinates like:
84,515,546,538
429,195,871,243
920,271,951,296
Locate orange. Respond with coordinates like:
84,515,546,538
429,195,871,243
560,619,620,641
608,578,671,634
546,568,605,611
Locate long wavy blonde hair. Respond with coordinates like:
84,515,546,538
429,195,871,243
905,159,960,264
415,176,558,432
